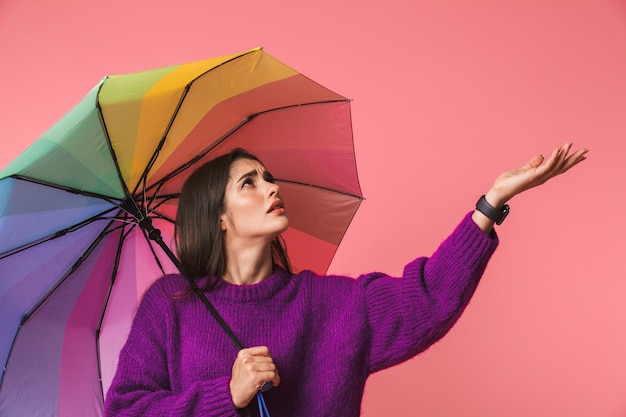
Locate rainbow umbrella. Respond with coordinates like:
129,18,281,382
0,48,362,416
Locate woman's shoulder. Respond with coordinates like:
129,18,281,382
141,273,190,302
291,269,359,292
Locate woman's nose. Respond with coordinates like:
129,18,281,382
266,181,280,197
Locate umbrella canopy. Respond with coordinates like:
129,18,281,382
0,48,362,417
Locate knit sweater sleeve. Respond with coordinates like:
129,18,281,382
360,211,498,374
104,280,244,417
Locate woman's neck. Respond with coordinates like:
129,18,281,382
222,242,273,285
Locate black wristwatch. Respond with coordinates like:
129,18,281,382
475,195,509,225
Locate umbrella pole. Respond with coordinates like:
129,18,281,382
139,216,274,404
133,207,275,398
136,215,244,351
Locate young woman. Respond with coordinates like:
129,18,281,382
105,143,588,416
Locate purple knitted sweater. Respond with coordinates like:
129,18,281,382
105,212,498,416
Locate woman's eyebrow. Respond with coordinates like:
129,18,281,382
237,170,258,183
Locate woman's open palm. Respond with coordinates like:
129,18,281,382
489,142,588,207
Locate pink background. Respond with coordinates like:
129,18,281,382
1,0,625,415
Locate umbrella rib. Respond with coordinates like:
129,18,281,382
5,175,161,228
0,206,121,260
94,216,129,403
95,83,137,204
273,178,364,200
9,175,124,205
143,193,179,213
133,83,191,198
150,211,175,224
13,217,119,331
254,98,350,116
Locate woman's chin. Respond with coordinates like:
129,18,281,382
274,218,289,236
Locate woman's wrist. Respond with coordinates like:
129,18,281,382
471,189,510,233
483,189,508,209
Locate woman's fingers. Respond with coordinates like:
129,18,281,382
229,346,281,408
520,154,545,172
238,346,281,383
559,147,588,173
237,347,280,384
533,143,587,183
239,357,279,383
244,345,271,356
540,143,568,173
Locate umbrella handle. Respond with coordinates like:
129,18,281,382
257,391,272,417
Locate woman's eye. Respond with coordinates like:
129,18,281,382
264,173,275,183
242,178,253,187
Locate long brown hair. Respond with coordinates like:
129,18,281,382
175,148,293,289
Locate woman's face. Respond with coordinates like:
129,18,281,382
220,158,289,242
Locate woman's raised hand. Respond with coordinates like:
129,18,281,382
473,142,589,232
229,346,281,409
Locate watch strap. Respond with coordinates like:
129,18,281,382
476,195,509,225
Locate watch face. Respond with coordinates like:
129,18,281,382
496,205,510,225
